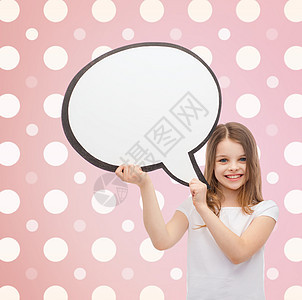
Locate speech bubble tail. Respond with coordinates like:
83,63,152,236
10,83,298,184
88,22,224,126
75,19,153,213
163,153,210,189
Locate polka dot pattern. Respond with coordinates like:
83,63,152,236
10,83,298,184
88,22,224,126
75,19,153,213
1,1,301,299
43,237,68,262
236,46,261,70
0,190,20,214
0,46,20,70
0,94,20,118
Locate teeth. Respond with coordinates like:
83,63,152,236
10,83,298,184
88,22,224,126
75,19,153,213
226,175,241,179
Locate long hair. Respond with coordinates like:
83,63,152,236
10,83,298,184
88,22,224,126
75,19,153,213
203,122,263,218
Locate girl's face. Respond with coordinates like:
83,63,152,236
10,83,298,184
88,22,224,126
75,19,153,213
214,138,247,193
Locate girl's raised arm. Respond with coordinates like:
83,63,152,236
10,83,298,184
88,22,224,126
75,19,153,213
115,165,188,250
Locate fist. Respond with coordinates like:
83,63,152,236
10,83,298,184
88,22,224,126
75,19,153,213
189,178,208,210
115,164,148,187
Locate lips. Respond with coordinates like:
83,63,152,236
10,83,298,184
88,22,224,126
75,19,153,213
225,174,243,179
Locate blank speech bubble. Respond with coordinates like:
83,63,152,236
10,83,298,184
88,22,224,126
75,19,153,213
62,42,221,186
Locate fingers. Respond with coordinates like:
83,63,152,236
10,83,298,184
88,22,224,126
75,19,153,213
115,164,144,183
189,178,207,195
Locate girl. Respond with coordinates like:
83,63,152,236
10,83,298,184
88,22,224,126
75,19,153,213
115,122,279,300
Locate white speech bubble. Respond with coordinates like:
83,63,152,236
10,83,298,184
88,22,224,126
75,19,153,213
62,42,221,186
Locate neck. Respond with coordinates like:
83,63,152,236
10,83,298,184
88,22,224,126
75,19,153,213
219,185,241,207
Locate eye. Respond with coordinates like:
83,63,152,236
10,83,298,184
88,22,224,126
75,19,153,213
239,157,246,162
219,158,227,163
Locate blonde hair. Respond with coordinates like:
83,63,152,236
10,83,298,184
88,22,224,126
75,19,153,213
195,122,263,229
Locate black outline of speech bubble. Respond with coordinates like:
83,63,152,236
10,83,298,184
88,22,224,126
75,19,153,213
62,42,221,187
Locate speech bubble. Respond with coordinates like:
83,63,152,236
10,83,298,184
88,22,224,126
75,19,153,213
62,42,221,186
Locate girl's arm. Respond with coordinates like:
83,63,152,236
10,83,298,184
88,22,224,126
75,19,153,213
189,179,276,264
115,165,188,250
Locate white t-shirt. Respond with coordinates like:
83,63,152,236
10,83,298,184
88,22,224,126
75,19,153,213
177,198,279,300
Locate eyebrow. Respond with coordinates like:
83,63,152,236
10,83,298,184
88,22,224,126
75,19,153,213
216,154,246,158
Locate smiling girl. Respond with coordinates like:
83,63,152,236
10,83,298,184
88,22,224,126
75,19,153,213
115,122,279,300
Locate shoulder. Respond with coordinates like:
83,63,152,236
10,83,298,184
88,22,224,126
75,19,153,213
252,200,279,221
176,195,194,220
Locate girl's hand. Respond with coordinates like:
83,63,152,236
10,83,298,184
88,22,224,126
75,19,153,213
115,164,149,187
189,178,208,211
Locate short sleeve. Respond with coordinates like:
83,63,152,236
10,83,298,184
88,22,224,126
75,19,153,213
176,195,193,220
253,200,279,222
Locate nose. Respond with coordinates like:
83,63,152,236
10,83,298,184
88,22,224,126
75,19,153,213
228,161,239,171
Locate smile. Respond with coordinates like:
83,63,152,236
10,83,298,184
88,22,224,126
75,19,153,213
225,174,243,179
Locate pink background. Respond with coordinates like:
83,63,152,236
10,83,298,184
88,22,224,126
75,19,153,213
1,0,302,299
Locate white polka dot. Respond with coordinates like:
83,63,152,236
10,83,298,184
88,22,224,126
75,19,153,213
0,237,20,262
218,28,231,40
44,237,68,262
43,94,63,118
139,238,164,262
170,28,182,40
0,94,20,118
122,28,134,41
122,220,135,232
44,46,68,70
121,267,134,280
191,46,212,66
74,28,86,40
267,76,279,88
284,190,302,214
73,219,86,232
236,46,261,70
43,0,68,23
284,46,302,70
92,0,116,22
44,189,68,214
26,220,39,232
26,28,39,40
0,190,20,214
236,0,260,22
284,237,302,262
74,267,86,280
25,171,38,184
92,237,116,262
26,124,39,136
74,171,86,184
218,76,231,88
25,267,38,280
0,0,20,22
93,188,118,208
284,142,302,166
170,178,179,184
236,94,261,118
140,285,164,300
0,142,20,166
92,46,112,60
140,190,164,210
266,267,279,280
92,286,116,300
188,0,212,22
170,267,183,280
266,124,278,136
43,141,68,166
284,0,302,22
92,192,116,214
266,172,279,184
284,286,302,300
44,286,68,300
140,0,164,23
266,28,278,40
284,94,302,118
0,286,20,300
0,46,20,70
